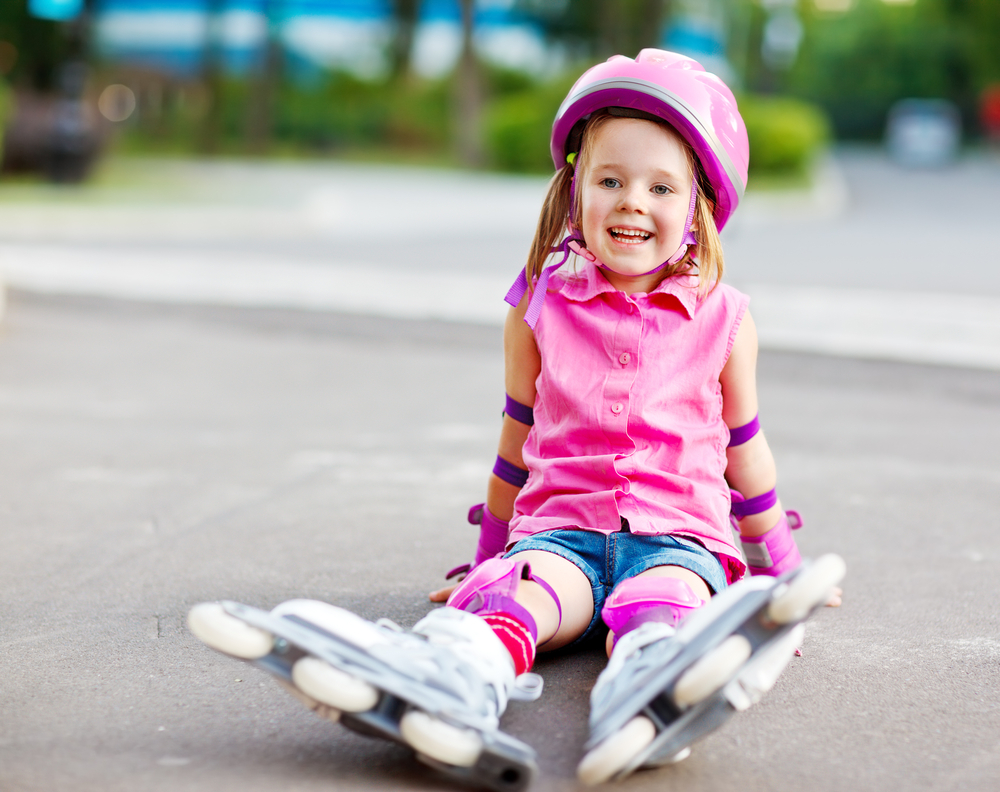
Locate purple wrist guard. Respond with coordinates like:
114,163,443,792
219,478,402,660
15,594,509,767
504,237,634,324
493,455,529,488
445,503,511,580
504,394,534,426
728,413,760,447
740,510,803,577
730,487,778,520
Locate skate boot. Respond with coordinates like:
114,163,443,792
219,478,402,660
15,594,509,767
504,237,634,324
577,554,846,785
187,599,541,791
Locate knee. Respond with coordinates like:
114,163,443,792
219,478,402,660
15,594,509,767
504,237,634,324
447,556,530,614
602,575,705,637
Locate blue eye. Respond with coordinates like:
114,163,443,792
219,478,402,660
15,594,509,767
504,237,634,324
601,178,620,188
652,184,671,196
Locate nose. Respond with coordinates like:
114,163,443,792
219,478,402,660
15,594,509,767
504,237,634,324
616,184,647,213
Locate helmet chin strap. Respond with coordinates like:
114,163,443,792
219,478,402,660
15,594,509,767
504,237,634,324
507,168,700,331
567,172,699,278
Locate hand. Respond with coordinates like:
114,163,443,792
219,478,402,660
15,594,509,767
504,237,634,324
825,586,843,608
428,582,458,602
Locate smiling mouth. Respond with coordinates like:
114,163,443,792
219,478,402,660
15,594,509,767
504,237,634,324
609,227,651,244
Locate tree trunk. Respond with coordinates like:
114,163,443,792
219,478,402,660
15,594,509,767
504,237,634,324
453,0,484,166
200,0,225,154
246,0,281,154
389,0,420,79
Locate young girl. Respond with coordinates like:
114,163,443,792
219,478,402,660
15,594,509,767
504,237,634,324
189,49,844,790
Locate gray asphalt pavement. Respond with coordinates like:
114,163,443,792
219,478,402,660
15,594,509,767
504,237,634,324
1,289,999,792
2,148,1000,791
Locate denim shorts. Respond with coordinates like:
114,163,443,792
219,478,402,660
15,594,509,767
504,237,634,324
505,522,727,642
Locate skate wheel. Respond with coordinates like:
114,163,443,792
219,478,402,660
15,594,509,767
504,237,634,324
577,715,655,786
400,710,483,768
768,554,846,625
291,656,379,713
277,680,341,723
673,634,752,708
187,602,273,659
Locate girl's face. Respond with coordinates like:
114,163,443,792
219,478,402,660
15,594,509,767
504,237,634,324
578,118,694,294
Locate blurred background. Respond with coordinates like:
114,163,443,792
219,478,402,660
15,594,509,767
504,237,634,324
1,1,999,370
2,0,999,182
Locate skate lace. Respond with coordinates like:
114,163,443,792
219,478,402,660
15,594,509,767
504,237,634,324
406,607,527,728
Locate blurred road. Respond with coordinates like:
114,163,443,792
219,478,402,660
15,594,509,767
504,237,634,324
1,150,999,792
1,146,999,367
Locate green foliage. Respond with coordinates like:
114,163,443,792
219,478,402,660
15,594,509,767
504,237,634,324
740,95,830,177
482,75,830,179
483,72,578,173
0,2,69,90
273,74,451,152
113,72,454,158
784,0,977,139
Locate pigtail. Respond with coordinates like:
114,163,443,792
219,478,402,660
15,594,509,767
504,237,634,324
692,183,725,293
524,164,575,290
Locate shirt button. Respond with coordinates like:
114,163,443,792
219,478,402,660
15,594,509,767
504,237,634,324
611,402,624,415
619,352,630,365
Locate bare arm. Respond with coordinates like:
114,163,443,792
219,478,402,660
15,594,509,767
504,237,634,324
721,312,841,605
720,312,782,538
488,293,541,520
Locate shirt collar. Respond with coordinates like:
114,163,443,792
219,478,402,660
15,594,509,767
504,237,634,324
556,259,700,319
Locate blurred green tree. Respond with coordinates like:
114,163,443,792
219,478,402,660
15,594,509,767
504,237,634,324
389,0,421,78
782,0,1000,139
0,1,71,91
517,0,672,58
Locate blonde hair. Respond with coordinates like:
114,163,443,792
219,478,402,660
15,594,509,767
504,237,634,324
524,112,724,295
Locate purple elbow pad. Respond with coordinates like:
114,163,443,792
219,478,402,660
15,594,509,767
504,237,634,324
727,413,760,447
493,455,529,488
740,510,803,577
504,394,534,426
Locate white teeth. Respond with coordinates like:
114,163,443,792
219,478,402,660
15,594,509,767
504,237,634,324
610,227,650,240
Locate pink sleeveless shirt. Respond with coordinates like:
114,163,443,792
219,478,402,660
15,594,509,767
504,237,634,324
509,262,749,584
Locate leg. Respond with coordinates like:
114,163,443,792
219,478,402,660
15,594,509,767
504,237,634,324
446,549,594,669
188,597,541,791
510,549,594,651
603,565,710,656
577,554,847,785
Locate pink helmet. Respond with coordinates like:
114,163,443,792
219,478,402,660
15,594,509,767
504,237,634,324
551,49,749,232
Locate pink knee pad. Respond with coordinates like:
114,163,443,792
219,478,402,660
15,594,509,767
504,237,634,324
447,557,538,640
602,576,704,639
447,557,566,643
740,511,803,577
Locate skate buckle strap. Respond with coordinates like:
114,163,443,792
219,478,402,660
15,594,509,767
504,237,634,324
740,511,803,577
